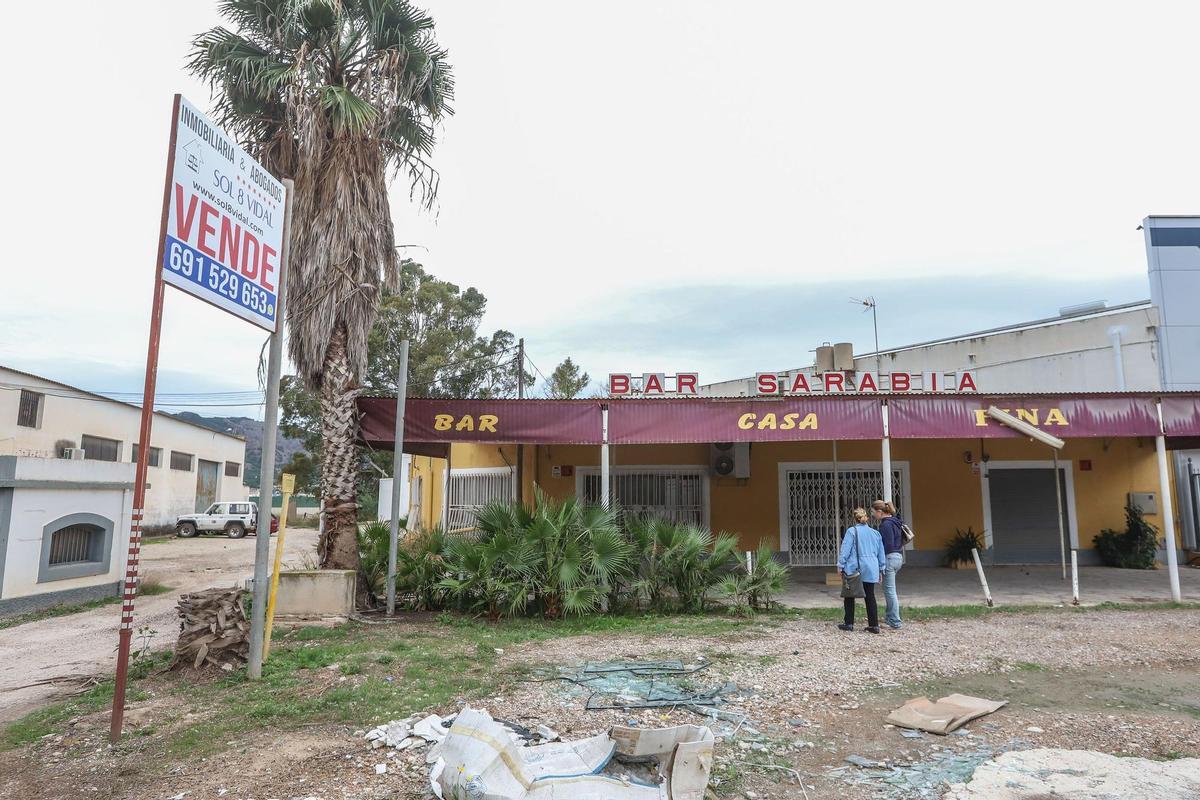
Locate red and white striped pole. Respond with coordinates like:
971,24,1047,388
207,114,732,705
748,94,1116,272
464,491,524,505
111,95,178,743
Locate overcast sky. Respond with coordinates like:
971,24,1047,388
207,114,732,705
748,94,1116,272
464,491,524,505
1,1,1193,416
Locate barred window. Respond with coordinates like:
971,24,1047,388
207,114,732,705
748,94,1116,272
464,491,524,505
171,451,194,471
225,461,241,478
131,444,162,468
48,524,104,566
17,390,42,428
81,434,120,462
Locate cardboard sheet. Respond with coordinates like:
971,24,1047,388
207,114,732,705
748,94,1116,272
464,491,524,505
886,694,1007,735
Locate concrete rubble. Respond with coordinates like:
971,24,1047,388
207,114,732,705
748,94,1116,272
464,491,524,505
942,747,1200,799
427,706,715,800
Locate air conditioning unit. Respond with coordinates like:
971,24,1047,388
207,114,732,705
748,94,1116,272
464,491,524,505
710,442,750,479
60,448,85,460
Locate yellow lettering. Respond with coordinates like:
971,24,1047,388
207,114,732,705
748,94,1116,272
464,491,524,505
799,412,818,430
738,413,755,430
455,415,474,432
1044,408,1069,426
780,413,799,430
434,414,453,431
758,413,778,430
1016,408,1040,426
479,415,498,433
974,409,989,427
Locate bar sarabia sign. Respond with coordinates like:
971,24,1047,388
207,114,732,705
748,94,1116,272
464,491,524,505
609,373,699,396
163,97,286,331
755,370,978,395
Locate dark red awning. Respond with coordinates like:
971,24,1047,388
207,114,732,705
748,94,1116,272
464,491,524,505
888,395,1162,438
607,398,883,443
356,393,1200,450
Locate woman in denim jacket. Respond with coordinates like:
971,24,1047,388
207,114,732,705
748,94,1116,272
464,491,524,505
873,500,905,630
837,508,888,634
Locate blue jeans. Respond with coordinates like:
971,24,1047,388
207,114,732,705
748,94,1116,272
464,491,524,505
883,552,904,628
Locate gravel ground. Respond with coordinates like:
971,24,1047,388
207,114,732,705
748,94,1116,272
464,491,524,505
2,607,1199,799
0,528,320,723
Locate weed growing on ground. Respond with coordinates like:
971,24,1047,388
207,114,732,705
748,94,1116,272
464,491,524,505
0,583,173,631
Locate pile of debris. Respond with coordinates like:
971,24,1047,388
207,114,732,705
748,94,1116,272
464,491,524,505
530,659,736,711
363,712,562,752
170,588,250,671
428,706,715,799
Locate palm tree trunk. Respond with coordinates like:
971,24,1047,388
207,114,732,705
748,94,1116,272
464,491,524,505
317,325,367,603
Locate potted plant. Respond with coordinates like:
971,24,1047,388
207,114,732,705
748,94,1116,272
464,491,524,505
943,527,984,568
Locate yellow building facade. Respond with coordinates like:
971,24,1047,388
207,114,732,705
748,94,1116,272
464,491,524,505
407,434,1178,566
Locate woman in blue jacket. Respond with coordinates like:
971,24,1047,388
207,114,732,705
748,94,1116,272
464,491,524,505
837,507,888,634
873,500,906,629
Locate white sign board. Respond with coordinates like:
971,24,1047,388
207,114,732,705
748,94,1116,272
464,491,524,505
161,97,286,331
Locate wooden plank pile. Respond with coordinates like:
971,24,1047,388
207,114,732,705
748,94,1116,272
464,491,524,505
170,587,251,671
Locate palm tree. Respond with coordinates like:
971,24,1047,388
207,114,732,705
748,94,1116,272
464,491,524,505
189,0,454,583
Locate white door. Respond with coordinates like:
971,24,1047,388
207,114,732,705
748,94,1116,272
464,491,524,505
778,462,910,566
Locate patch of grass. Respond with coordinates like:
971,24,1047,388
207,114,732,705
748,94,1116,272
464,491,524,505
1015,662,1045,672
0,652,167,750
0,584,173,631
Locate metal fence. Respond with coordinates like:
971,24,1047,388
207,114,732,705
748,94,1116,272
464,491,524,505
48,524,99,566
580,468,709,526
446,468,516,533
782,464,907,566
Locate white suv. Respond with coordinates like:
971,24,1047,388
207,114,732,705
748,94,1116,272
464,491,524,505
176,502,261,539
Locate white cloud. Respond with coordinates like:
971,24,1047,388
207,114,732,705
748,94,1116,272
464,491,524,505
1,1,1191,415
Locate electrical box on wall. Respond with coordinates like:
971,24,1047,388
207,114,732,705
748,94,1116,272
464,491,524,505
710,443,750,479
1128,491,1158,515
552,465,574,478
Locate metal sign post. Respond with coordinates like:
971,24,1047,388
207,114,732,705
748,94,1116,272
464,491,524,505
386,340,410,615
248,178,294,678
111,95,289,739
263,471,296,659
109,98,179,743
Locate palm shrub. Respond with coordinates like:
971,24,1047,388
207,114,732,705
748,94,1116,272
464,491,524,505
718,543,790,615
357,520,392,601
440,525,537,620
625,516,677,611
1094,503,1160,569
395,526,446,610
441,497,632,619
943,527,984,567
661,525,740,613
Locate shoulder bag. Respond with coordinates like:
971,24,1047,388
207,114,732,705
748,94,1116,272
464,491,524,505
840,526,866,599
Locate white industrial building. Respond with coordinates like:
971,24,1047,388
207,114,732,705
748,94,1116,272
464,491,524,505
0,366,249,525
699,214,1200,553
0,366,251,613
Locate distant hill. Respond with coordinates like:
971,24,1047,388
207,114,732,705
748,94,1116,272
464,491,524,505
172,412,306,487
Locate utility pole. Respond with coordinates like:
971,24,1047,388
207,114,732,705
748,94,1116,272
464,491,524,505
515,338,525,507
386,340,410,615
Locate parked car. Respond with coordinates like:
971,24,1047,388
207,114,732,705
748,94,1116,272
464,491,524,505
176,502,279,539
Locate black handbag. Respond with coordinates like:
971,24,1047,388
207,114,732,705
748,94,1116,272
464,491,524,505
840,526,866,599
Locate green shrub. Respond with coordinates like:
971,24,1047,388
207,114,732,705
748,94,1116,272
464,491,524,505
943,527,983,567
356,517,410,603
718,542,791,615
396,526,447,610
1093,503,1159,569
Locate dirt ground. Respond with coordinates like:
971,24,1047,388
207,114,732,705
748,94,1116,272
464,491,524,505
2,606,1199,799
0,528,320,723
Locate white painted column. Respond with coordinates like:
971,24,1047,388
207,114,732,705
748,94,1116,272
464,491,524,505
600,406,610,508
881,402,893,505
1156,431,1183,603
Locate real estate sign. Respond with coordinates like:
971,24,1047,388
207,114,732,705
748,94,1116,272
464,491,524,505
161,97,286,331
